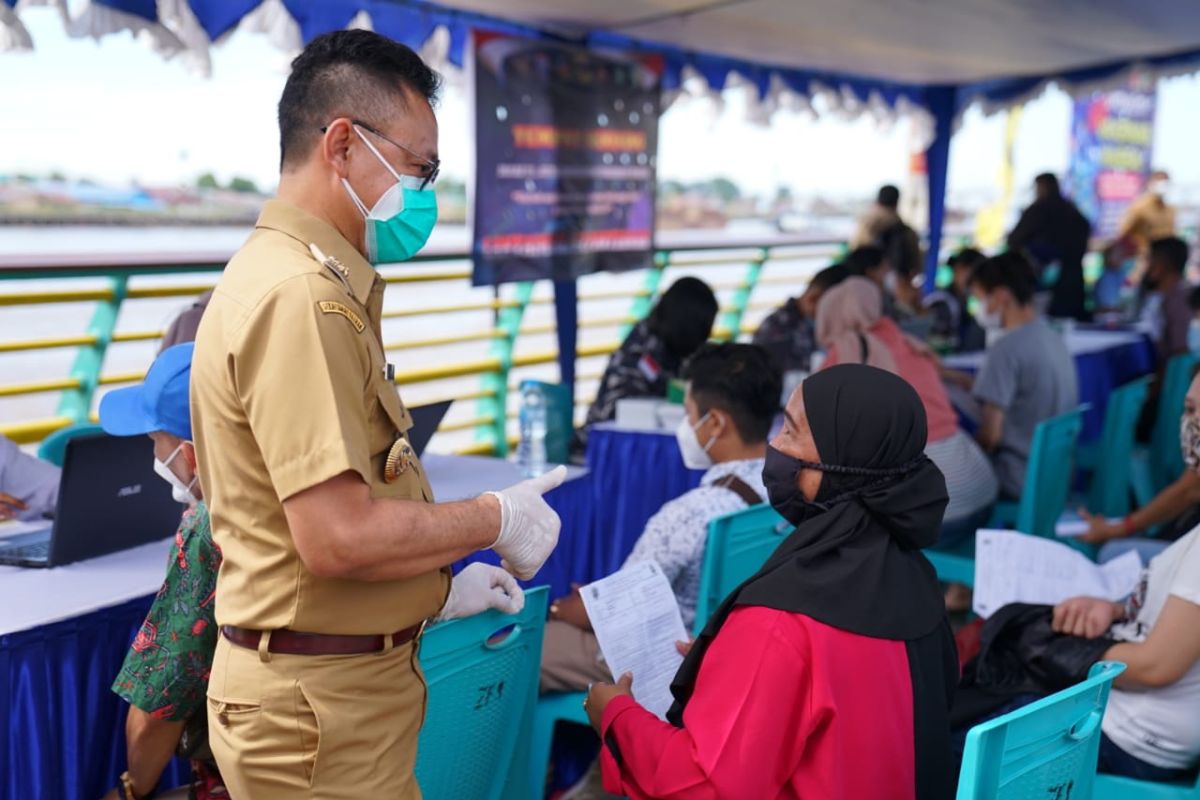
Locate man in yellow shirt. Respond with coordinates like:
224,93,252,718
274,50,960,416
1118,170,1177,283
191,30,565,798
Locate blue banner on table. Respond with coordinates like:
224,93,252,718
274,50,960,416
1067,74,1157,239
471,31,661,286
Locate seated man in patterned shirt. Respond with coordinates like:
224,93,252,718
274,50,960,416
542,342,781,686
752,263,848,373
97,343,226,800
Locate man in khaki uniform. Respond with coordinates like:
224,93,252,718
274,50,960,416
191,30,565,798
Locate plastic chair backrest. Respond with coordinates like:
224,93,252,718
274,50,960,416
1153,353,1198,489
956,661,1126,800
1088,377,1151,517
415,587,549,800
36,422,105,467
521,381,573,465
693,503,793,636
1015,408,1085,539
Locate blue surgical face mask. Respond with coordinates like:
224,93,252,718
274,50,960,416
341,128,438,265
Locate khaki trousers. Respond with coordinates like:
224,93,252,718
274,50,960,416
539,620,612,694
207,634,427,798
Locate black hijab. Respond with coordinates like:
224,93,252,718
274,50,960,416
667,364,949,724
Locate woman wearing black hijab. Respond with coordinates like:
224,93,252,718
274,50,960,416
584,364,960,799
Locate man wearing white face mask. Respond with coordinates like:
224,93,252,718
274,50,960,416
967,252,1078,500
539,344,779,796
190,31,563,798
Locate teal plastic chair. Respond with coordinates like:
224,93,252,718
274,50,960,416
925,408,1085,586
1094,767,1200,799
520,380,574,465
1081,377,1151,518
36,422,105,467
415,586,548,800
692,503,792,636
956,661,1125,800
1136,353,1199,501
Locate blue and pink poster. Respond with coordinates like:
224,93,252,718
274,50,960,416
1067,74,1157,239
471,32,662,285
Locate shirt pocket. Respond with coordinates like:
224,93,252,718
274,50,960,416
368,376,433,502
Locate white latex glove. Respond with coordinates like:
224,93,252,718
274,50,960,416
486,465,568,580
437,563,525,621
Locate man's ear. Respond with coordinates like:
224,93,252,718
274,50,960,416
322,117,355,178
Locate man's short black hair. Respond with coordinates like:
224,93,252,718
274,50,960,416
682,343,781,444
877,185,900,209
278,30,442,169
844,246,886,276
809,263,849,293
948,247,986,271
969,251,1039,305
1035,173,1061,196
1150,236,1189,275
648,277,719,360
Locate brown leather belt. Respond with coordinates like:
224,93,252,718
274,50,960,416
221,622,424,656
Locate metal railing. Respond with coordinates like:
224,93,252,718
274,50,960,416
0,236,845,455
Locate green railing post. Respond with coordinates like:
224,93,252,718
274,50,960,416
56,274,127,424
619,250,668,340
479,281,534,456
717,247,767,341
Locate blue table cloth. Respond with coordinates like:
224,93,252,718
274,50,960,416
2,595,190,800
944,331,1155,442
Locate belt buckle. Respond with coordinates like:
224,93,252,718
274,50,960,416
416,618,429,642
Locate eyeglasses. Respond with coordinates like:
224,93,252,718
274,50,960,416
320,118,441,190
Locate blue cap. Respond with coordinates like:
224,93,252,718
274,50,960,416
99,343,194,440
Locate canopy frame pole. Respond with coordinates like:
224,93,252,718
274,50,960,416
923,86,959,293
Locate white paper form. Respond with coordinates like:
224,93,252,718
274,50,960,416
580,561,689,720
973,529,1144,618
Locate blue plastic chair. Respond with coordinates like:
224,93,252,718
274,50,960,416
35,422,104,467
956,661,1126,800
415,586,548,800
1079,376,1151,518
1135,353,1199,502
692,503,792,636
1093,767,1200,799
925,408,1085,586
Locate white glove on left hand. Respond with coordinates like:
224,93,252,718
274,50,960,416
436,562,525,621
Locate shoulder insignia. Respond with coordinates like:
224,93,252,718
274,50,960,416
318,300,365,333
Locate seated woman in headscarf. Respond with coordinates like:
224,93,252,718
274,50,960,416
583,364,960,799
816,276,997,548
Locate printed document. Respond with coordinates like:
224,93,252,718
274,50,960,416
973,529,1144,618
580,561,689,720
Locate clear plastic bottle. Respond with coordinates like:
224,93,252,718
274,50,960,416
518,381,548,477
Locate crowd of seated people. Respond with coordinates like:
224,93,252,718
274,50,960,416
18,170,1194,799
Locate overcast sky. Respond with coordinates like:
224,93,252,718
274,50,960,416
3,6,1199,200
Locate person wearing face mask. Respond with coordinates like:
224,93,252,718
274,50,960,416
1117,170,1178,271
541,344,778,799
1077,372,1200,564
584,365,959,799
965,252,1078,500
97,343,227,800
189,31,564,798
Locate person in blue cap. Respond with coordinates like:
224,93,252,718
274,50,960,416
98,343,230,800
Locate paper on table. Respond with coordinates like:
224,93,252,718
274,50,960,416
1054,515,1122,538
580,561,689,720
973,529,1145,618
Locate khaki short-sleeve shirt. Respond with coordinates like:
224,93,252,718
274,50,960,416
191,200,449,634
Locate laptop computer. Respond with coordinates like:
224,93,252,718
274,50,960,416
408,400,453,457
0,432,182,568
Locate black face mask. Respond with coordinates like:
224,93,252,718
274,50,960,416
762,445,829,526
763,444,927,526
